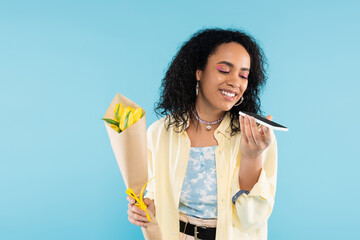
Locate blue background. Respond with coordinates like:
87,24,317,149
1,0,359,239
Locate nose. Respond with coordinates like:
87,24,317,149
226,73,245,90
226,80,240,89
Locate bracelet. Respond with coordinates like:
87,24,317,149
232,190,250,205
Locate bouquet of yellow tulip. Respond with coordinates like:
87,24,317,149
102,93,162,240
101,103,144,133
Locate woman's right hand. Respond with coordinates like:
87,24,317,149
127,196,155,228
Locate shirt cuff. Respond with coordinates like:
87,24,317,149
231,168,270,203
232,190,249,205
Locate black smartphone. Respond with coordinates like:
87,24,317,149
239,111,288,131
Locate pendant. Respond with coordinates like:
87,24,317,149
206,125,211,130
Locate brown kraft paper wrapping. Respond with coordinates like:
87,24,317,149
103,93,163,240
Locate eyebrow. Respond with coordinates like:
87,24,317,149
217,61,250,72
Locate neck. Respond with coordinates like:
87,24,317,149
194,98,225,122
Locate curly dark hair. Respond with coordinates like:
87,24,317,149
155,27,268,135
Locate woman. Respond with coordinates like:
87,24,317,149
127,28,278,240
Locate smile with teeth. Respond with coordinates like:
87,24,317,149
220,90,236,97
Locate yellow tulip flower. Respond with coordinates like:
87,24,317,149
107,104,144,132
114,103,119,116
124,106,134,114
110,124,120,133
120,111,126,131
133,107,143,123
125,111,134,129
115,103,124,122
120,106,130,131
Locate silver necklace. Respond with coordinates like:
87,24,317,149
192,109,225,130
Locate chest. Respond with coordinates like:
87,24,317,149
185,124,219,147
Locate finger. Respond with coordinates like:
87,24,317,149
263,125,272,146
131,205,147,217
127,202,138,212
263,115,273,145
143,198,151,206
128,215,149,227
260,124,265,135
249,116,262,145
259,114,273,136
244,115,255,144
127,208,149,222
239,115,248,143
144,198,155,216
127,196,135,204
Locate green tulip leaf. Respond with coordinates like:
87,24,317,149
124,111,132,129
101,118,119,126
115,104,120,121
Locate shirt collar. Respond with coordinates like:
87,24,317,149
215,112,232,140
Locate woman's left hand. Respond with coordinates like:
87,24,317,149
239,114,273,160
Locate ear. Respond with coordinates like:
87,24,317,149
196,69,202,81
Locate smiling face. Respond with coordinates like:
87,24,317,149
196,42,251,113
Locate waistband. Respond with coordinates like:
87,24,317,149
179,212,217,228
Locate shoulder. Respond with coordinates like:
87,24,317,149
147,116,168,137
146,115,174,146
147,115,181,154
147,114,187,136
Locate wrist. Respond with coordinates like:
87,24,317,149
240,156,262,167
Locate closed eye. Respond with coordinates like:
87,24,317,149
217,69,229,74
216,65,230,73
217,65,248,79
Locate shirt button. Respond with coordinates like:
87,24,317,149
177,187,181,191
180,163,185,167
185,139,189,143
174,232,177,235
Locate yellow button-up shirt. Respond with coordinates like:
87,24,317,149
145,112,278,240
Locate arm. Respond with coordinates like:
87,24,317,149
127,127,156,227
239,156,263,191
231,114,278,232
